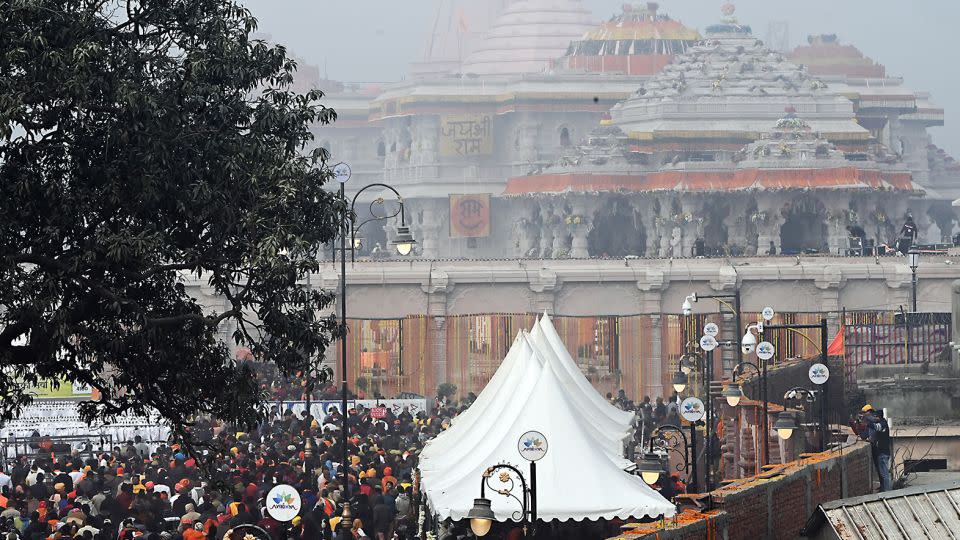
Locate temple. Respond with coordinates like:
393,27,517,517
310,1,960,259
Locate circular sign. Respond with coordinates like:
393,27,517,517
756,341,775,361
370,406,388,419
761,307,776,321
809,363,830,385
517,431,548,462
680,397,705,422
703,322,720,337
265,485,302,522
332,162,352,184
699,335,718,352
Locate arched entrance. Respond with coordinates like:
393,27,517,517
779,197,827,254
588,197,646,257
702,202,730,255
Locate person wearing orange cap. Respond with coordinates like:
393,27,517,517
381,467,398,493
857,404,892,491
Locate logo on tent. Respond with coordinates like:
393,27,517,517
517,430,548,462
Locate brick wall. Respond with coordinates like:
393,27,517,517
614,442,873,540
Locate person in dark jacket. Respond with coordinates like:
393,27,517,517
856,405,893,491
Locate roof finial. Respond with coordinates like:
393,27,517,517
721,1,737,24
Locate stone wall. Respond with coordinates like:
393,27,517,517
612,442,873,540
185,256,960,399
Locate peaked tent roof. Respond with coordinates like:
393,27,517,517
537,313,635,428
420,327,671,523
419,334,543,471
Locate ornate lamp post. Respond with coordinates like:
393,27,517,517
467,464,538,537
638,424,696,493
782,387,824,449
682,290,746,492
332,164,415,503
759,319,830,454
724,359,769,464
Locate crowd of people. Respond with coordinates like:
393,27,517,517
0,366,476,540
1,362,716,540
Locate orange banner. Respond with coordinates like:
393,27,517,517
449,194,491,238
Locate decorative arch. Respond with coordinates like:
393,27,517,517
587,196,646,257
779,196,828,254
559,125,572,148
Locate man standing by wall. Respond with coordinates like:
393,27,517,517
857,405,893,492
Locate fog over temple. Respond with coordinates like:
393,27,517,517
306,1,958,260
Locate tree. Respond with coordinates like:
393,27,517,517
436,383,457,403
0,0,342,445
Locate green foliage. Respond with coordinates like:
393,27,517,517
0,0,342,444
436,382,457,401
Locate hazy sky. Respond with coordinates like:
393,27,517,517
239,0,959,155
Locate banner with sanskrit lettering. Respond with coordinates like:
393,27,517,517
449,194,491,238
439,115,493,157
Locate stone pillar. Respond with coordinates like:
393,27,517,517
515,122,542,164
422,270,450,387
569,223,590,258
885,267,913,312
639,197,659,257
756,197,785,255
638,268,665,397
551,224,569,258
649,315,664,398
824,199,852,256
816,267,845,335
914,201,935,243
418,201,443,259
529,269,558,315
723,198,744,254
538,201,554,258
568,198,594,259
512,218,537,257
680,199,700,257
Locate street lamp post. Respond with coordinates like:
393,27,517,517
726,359,769,465
674,349,713,492
682,290,743,377
638,424,696,493
909,250,920,313
783,387,824,451
467,464,538,537
682,290,742,492
333,174,415,493
760,318,831,454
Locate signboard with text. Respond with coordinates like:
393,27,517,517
439,115,493,157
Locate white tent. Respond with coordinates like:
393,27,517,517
419,335,543,473
420,331,528,462
537,314,635,429
420,326,673,523
527,317,633,456
421,316,634,469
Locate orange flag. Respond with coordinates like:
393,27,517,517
827,326,845,357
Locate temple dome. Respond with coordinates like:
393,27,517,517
460,0,594,76
608,4,869,147
411,0,508,79
554,2,700,75
788,34,886,79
